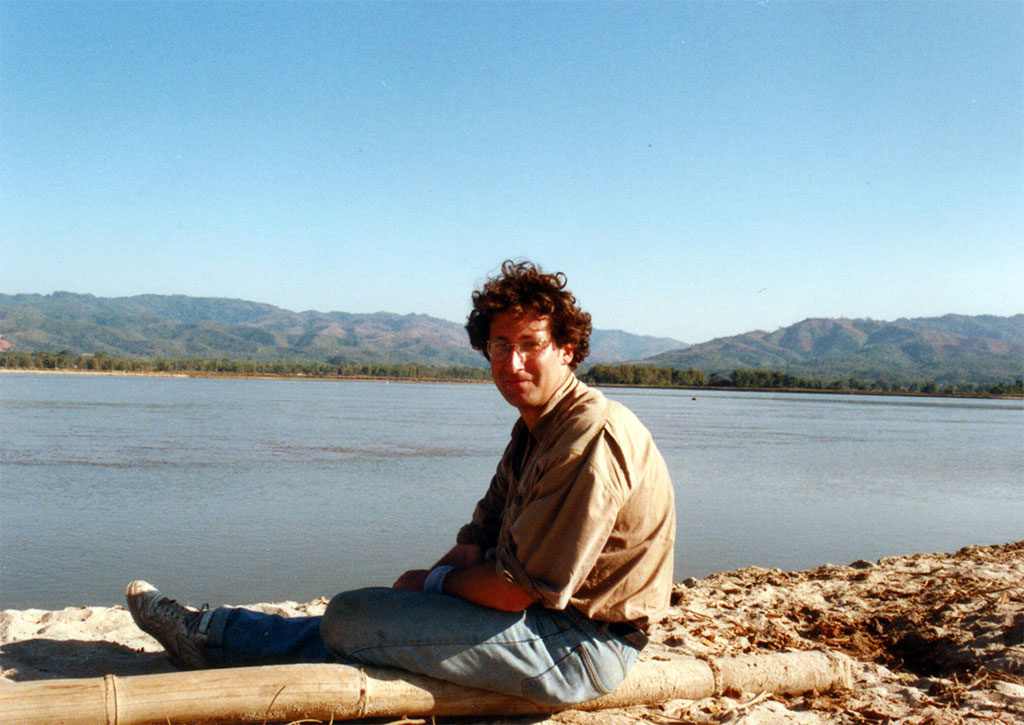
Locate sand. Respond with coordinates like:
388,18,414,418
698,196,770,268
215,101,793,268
2,541,1021,724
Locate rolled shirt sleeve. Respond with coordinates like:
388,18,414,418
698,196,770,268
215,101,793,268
498,442,627,610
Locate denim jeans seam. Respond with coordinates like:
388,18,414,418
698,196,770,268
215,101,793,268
577,643,614,696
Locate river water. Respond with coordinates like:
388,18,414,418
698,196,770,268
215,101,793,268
1,373,1021,610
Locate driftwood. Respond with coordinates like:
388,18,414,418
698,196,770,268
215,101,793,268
0,650,851,724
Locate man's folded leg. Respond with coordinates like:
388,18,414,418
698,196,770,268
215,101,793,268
320,587,640,705
128,581,640,704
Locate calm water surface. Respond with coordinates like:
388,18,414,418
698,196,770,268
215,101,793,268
2,373,1021,609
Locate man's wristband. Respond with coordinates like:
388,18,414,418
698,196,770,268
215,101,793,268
424,565,455,594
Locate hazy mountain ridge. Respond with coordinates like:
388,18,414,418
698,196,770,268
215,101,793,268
3,294,1019,384
0,292,685,367
646,315,1024,385
589,329,690,362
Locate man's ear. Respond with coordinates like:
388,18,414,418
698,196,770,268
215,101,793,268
559,345,575,366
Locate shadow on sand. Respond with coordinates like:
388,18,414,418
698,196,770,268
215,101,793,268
0,638,175,681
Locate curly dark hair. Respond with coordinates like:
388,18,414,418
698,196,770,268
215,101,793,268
466,260,592,370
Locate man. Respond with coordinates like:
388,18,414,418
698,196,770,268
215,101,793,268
127,259,676,705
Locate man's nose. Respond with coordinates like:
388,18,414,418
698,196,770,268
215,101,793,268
503,349,527,371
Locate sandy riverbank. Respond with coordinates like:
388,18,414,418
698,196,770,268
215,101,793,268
2,542,1021,723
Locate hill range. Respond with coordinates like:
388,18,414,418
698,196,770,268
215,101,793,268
649,315,1023,386
1,292,1021,386
0,292,683,368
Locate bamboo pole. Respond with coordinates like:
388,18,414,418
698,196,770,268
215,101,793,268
0,650,851,725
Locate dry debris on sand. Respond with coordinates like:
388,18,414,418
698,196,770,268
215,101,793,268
2,542,1021,723
637,540,1024,724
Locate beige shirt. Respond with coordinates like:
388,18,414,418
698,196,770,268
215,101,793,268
457,375,676,629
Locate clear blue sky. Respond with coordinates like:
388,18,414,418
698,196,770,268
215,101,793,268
2,1,1021,343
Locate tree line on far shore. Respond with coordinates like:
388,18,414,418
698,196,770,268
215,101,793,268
581,363,1023,397
0,351,490,382
1,351,1021,397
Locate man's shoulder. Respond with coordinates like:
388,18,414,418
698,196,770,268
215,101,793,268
565,383,663,460
565,379,649,427
553,377,608,423
541,379,652,451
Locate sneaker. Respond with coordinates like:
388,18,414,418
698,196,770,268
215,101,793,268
125,580,210,669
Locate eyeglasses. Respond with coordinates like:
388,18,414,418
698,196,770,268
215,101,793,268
486,338,552,362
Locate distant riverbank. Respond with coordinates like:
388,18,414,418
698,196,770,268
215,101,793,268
0,367,490,384
2,366,1020,400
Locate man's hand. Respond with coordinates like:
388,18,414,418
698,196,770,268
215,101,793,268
392,544,484,590
392,569,430,590
391,543,488,590
389,543,536,612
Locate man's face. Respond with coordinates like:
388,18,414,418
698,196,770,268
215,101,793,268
488,310,574,427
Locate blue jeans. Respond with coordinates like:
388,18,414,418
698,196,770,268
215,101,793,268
204,587,642,705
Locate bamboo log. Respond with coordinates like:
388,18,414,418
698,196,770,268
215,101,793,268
0,650,851,725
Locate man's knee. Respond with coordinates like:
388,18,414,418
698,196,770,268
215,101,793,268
320,587,390,656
